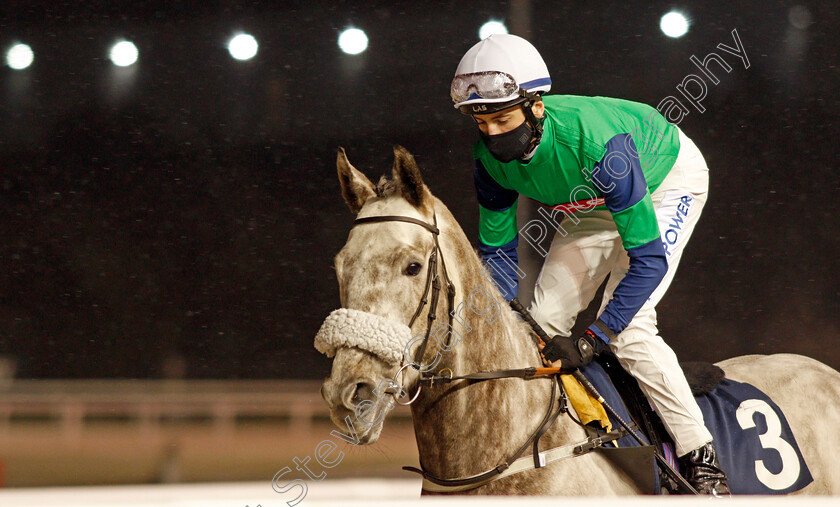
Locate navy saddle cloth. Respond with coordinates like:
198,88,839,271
579,358,813,494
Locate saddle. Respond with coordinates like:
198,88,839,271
581,352,814,495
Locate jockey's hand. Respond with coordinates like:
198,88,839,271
538,329,607,370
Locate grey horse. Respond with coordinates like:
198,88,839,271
318,146,840,495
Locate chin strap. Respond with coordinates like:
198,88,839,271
518,89,544,157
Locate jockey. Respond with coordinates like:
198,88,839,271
450,33,730,496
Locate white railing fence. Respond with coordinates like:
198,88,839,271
0,379,411,439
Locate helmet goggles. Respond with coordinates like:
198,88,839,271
450,71,519,105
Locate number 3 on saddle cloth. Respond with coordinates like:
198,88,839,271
580,354,814,495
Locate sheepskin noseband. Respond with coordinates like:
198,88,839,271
314,308,413,366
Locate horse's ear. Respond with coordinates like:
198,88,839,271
392,145,429,209
337,147,375,214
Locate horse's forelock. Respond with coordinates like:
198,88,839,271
369,174,434,215
374,175,396,198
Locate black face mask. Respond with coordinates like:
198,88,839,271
479,119,538,163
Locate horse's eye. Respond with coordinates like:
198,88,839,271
404,262,423,276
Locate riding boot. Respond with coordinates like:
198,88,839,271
679,441,731,496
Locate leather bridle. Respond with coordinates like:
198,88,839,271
352,213,456,381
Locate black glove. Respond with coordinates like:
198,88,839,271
541,329,608,369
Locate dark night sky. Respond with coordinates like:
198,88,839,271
0,1,838,379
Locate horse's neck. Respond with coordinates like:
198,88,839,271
408,215,580,478
430,215,537,372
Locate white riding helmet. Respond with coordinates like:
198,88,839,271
451,33,551,114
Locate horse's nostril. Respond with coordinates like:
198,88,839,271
343,381,374,409
355,381,374,405
351,382,365,406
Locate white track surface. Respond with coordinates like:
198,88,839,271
0,479,837,506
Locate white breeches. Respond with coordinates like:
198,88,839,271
529,129,712,456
